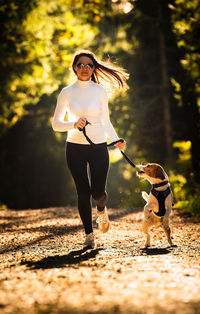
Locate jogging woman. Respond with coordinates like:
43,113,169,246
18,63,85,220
52,50,129,248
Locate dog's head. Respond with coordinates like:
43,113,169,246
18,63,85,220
136,163,167,184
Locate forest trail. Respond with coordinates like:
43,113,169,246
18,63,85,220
0,207,200,314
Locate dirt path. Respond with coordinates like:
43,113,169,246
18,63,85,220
0,207,200,314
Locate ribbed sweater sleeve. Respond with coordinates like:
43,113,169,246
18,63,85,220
52,89,75,132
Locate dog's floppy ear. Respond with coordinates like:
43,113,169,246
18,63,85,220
155,165,166,180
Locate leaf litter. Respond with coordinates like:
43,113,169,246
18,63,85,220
0,207,200,314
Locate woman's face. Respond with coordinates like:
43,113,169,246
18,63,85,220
74,56,95,81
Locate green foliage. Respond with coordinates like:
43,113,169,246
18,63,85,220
169,171,187,203
171,0,200,85
176,197,200,217
0,203,7,210
0,0,97,136
91,0,200,214
0,0,199,213
169,140,200,215
170,0,200,181
0,0,97,208
0,0,37,133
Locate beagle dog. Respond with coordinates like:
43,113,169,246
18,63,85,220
136,163,175,248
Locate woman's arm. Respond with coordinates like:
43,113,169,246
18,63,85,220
101,87,126,150
100,88,119,141
52,89,75,132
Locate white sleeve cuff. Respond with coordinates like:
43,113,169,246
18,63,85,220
52,120,75,132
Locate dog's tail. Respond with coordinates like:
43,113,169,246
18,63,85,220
142,191,149,202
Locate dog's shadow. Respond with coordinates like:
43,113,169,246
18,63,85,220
21,247,103,269
140,247,173,256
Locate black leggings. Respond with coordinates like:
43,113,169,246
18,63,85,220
66,142,109,234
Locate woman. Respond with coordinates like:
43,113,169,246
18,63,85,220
52,50,129,248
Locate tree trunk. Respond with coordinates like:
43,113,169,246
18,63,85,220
182,84,200,184
158,2,173,162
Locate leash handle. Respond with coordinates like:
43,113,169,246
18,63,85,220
77,120,91,132
79,122,136,168
107,138,124,147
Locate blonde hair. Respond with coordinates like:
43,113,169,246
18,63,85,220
72,49,129,90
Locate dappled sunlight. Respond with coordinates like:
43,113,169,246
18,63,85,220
122,168,132,180
1,0,199,214
112,0,134,14
0,0,200,312
109,148,123,163
0,207,200,313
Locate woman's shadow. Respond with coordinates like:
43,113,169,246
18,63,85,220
21,247,103,269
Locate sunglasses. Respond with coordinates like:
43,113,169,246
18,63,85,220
76,63,94,70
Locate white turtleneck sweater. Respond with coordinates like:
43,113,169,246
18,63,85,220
52,79,119,144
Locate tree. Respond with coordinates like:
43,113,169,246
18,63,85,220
1,0,199,209
0,0,37,134
0,0,98,208
170,0,200,183
0,0,97,136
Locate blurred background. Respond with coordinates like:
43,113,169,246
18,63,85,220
0,0,199,215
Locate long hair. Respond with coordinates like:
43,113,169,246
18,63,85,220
72,50,129,91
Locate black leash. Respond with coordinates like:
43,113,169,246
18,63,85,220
80,122,136,168
107,139,136,168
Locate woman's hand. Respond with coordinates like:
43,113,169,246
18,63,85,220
74,117,87,130
114,140,126,151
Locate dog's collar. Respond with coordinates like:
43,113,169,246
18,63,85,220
152,180,169,188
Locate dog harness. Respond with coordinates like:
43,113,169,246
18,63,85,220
151,185,171,217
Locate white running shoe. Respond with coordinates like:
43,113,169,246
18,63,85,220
84,232,95,248
96,207,110,233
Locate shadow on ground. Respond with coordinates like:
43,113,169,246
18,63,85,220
21,247,104,269
0,207,142,255
140,247,172,255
